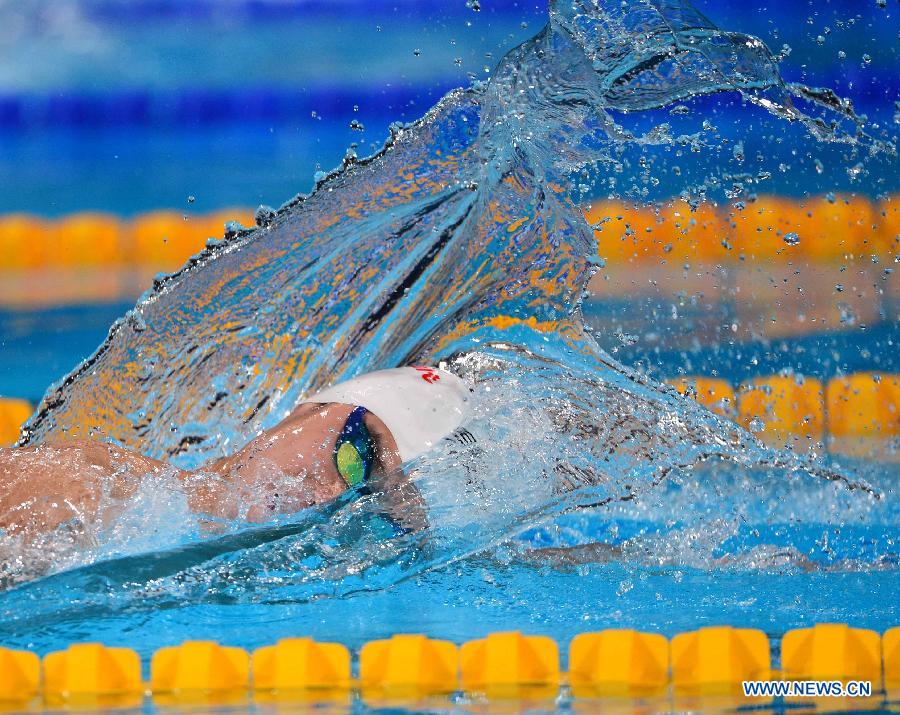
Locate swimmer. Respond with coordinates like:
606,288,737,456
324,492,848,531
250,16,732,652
0,366,471,543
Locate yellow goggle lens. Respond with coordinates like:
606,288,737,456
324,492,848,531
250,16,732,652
336,440,365,486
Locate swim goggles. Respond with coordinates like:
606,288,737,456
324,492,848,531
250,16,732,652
333,405,414,538
334,406,376,487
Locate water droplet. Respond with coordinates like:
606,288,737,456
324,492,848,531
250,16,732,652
413,48,421,57
255,205,276,227
838,303,857,325
816,35,825,45
838,50,847,59
349,119,365,131
783,232,800,246
130,312,147,333
862,54,872,65
466,0,481,10
223,220,245,237
749,417,766,432
186,195,195,204
835,283,844,292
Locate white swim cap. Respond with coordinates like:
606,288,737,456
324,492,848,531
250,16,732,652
302,366,473,462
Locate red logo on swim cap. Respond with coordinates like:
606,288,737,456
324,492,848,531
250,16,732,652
413,366,441,384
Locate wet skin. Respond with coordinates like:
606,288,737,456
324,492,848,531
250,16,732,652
0,403,406,542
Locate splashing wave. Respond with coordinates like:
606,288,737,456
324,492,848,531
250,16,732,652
2,0,895,628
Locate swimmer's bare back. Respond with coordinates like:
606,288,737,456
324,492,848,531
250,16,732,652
0,402,404,543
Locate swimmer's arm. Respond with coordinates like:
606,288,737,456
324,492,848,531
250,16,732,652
0,438,259,537
368,466,428,533
0,440,181,539
329,410,428,534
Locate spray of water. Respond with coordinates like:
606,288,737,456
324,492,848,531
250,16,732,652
1,0,895,626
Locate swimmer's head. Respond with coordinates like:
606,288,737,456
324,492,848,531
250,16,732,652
301,366,474,532
302,366,473,465
211,366,473,523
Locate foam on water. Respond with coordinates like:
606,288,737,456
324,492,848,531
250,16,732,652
1,0,896,637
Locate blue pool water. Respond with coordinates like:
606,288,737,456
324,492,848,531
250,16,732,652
0,458,897,662
2,0,898,216
0,0,898,690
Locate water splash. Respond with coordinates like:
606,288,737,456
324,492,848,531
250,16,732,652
0,346,893,630
2,0,895,618
19,0,822,461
